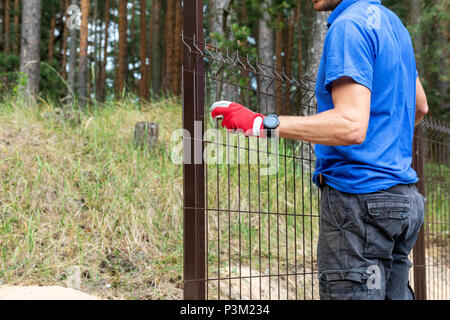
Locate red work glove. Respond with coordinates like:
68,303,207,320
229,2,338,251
210,101,265,137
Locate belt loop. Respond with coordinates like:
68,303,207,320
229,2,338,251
319,174,323,187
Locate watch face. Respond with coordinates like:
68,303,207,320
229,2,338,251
264,114,279,129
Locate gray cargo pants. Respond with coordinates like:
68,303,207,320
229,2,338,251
317,182,426,300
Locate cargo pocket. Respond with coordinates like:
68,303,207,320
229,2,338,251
318,270,373,300
363,199,410,259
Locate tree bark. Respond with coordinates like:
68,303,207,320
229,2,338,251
150,0,162,97
296,3,303,80
78,0,90,107
284,11,295,115
48,8,57,63
410,0,422,69
208,0,232,101
305,11,329,82
258,0,275,114
0,1,3,49
92,0,98,98
4,0,10,55
97,0,109,102
61,0,69,79
19,0,42,102
173,0,183,96
117,0,128,95
275,11,283,114
303,11,329,115
68,0,78,103
138,0,147,99
12,0,19,55
163,0,175,94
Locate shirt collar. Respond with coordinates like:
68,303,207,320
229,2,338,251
327,0,382,28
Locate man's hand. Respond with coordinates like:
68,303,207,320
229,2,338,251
210,101,266,137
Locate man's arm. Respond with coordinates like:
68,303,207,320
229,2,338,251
276,77,371,146
415,77,428,126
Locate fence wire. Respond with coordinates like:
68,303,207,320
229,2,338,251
418,119,450,300
182,32,450,300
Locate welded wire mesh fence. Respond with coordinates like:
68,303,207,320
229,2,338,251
182,33,320,300
413,119,450,300
182,0,449,300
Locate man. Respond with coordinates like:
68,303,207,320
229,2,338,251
210,0,429,300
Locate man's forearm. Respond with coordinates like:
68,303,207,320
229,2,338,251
275,109,366,146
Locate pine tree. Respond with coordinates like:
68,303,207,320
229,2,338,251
138,0,147,99
117,0,128,95
78,0,90,106
19,0,42,101
150,0,162,97
97,0,110,102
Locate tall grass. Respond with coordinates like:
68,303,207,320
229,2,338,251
0,97,184,299
2,96,445,300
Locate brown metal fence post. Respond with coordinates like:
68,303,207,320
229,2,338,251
412,126,427,300
183,0,206,300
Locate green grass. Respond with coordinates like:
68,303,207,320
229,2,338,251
0,97,184,299
0,96,446,300
0,96,321,300
424,161,450,241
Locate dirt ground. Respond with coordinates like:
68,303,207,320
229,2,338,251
0,286,99,300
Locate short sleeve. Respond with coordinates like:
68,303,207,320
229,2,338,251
323,20,375,93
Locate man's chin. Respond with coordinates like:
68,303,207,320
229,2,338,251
313,0,339,12
313,4,328,11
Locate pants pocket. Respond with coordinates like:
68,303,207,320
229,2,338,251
363,198,410,259
318,269,381,300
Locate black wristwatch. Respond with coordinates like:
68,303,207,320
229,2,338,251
263,114,280,138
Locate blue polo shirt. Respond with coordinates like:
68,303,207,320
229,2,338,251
312,0,419,194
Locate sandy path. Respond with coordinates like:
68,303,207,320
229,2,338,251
0,286,99,300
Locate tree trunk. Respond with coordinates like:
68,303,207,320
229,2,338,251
61,0,69,79
163,0,175,94
48,8,56,63
129,1,136,78
97,0,109,102
138,0,147,99
258,0,275,114
150,0,162,97
209,0,231,40
92,0,98,98
209,0,232,101
5,0,10,55
117,0,128,95
303,11,329,115
19,0,41,102
12,0,19,55
305,11,329,83
173,0,182,96
78,0,90,107
296,3,303,80
0,1,3,50
410,0,422,70
68,0,78,103
147,0,155,94
275,12,283,114
284,11,295,115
